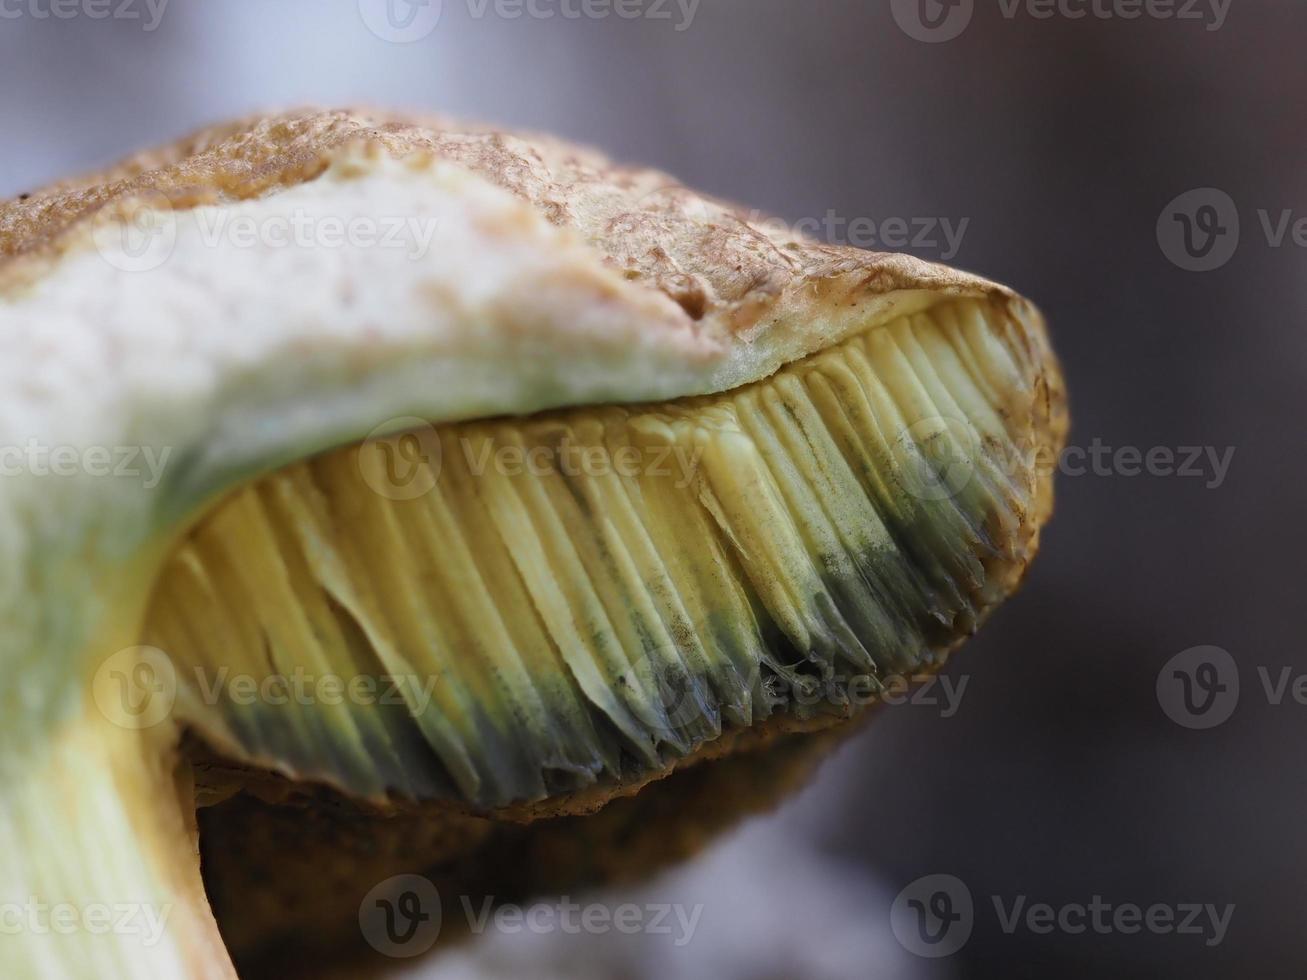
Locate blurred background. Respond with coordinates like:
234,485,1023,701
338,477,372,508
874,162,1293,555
2,1,1300,977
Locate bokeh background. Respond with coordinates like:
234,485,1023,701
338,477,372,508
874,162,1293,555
2,2,1301,977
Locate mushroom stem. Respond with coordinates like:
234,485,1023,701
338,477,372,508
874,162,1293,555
0,708,233,979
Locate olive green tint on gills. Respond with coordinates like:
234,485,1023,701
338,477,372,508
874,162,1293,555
143,297,1057,811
